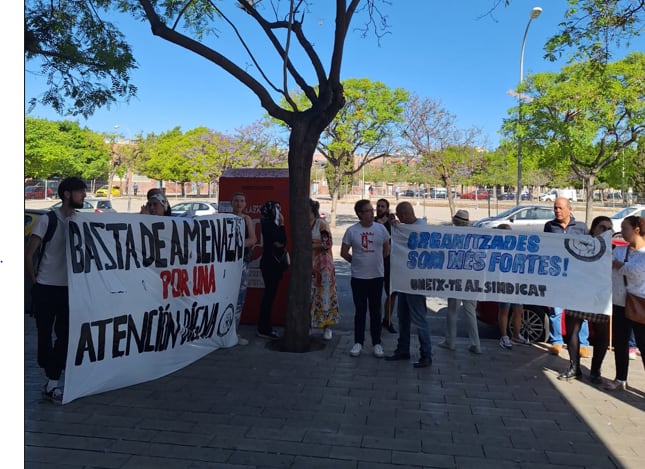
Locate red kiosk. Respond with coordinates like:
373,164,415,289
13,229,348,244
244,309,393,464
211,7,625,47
218,168,290,325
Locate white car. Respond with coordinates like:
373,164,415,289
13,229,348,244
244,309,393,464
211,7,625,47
50,198,117,213
171,201,218,217
472,205,554,231
610,205,645,234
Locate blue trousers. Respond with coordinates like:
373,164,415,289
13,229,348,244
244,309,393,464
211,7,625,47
549,307,589,346
395,293,432,358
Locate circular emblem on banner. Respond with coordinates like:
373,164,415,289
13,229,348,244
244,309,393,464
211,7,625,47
217,303,235,337
564,236,606,262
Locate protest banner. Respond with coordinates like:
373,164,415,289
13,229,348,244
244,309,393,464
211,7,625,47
391,224,612,315
62,213,244,404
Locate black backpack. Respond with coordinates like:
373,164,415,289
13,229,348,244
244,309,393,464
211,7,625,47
26,210,58,315
34,210,58,274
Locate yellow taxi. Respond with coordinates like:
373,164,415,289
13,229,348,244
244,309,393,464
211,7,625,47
95,185,121,197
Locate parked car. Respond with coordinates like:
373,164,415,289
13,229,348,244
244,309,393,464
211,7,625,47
496,192,516,200
428,188,448,199
477,301,549,343
472,205,554,230
50,198,117,213
610,205,645,234
402,189,415,197
463,190,490,200
171,201,219,217
605,192,623,200
24,185,55,200
95,185,121,197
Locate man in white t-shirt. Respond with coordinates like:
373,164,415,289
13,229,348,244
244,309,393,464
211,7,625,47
25,177,87,404
341,199,390,358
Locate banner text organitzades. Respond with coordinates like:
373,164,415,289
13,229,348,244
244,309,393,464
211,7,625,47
68,217,243,273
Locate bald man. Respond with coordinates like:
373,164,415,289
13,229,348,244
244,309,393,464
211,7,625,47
384,202,433,368
544,197,590,357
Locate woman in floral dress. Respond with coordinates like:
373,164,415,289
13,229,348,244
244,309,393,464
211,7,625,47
309,199,340,340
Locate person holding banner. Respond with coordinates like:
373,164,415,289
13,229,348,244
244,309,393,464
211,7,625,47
375,198,397,334
385,202,433,368
438,209,482,354
25,177,88,404
543,197,590,357
257,200,287,340
140,188,172,216
605,216,645,391
341,199,390,358
494,224,529,350
557,216,613,382
232,192,257,346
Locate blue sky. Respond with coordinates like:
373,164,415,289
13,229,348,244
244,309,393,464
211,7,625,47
24,1,645,149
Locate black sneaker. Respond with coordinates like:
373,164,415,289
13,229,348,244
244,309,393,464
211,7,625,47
413,356,432,368
42,385,63,405
385,350,411,361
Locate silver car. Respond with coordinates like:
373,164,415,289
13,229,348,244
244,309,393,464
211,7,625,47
473,205,554,231
50,198,117,213
171,201,219,217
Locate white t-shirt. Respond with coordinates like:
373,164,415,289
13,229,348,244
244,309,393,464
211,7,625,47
614,245,645,305
342,222,389,279
31,208,71,287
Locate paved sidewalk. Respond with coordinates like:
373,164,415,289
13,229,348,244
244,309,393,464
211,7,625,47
25,281,645,468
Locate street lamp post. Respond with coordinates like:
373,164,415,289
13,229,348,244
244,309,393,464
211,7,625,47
516,6,542,207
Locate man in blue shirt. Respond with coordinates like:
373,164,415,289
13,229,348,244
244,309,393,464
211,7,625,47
543,197,591,357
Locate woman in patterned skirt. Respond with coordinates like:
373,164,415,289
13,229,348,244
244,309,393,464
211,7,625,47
309,199,340,340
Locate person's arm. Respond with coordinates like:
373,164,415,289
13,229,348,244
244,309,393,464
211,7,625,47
340,242,352,263
25,235,42,285
243,215,256,248
383,234,391,258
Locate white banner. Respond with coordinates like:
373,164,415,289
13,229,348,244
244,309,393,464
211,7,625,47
63,213,243,404
391,224,612,315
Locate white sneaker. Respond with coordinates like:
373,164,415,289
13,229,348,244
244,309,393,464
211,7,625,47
350,343,362,357
323,327,333,340
499,336,513,350
373,344,385,358
237,335,249,346
512,334,529,345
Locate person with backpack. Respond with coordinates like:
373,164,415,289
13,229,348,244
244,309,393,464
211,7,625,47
25,177,87,404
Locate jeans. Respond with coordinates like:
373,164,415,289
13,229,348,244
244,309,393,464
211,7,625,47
234,261,250,331
350,277,383,346
32,284,69,381
446,298,480,348
396,293,432,358
549,307,589,346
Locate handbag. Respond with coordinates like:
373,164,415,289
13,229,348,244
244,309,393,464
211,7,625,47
625,292,645,324
622,248,645,324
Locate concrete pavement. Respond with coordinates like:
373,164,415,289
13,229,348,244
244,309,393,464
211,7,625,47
24,196,644,468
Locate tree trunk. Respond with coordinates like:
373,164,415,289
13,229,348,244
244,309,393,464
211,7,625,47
584,174,595,226
330,192,339,229
282,123,318,352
